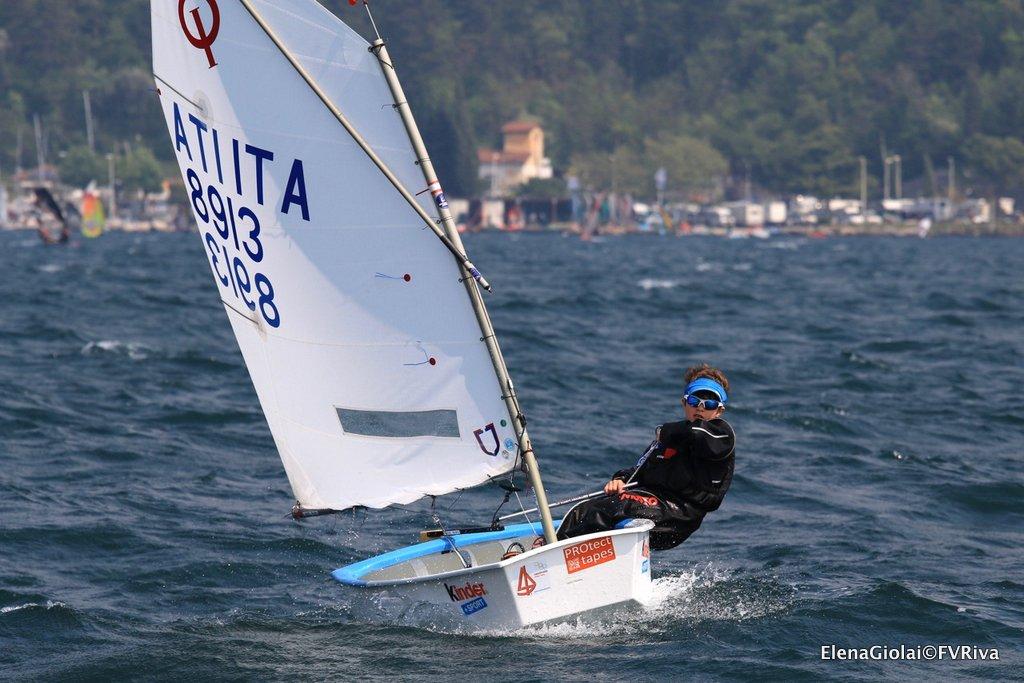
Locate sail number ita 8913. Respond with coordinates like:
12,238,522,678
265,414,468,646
188,168,280,327
170,101,313,330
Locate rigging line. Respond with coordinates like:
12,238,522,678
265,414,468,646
489,491,510,529
360,0,383,43
444,487,464,514
236,0,491,292
489,450,522,527
513,489,535,533
152,73,201,110
383,503,431,523
508,448,522,485
625,440,661,486
508,448,534,528
220,299,258,324
429,496,470,569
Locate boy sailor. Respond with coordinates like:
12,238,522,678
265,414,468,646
557,364,736,550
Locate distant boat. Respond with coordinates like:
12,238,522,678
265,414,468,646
917,217,933,239
727,227,769,239
151,0,651,629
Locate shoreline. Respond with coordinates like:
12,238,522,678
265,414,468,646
507,222,1024,237
2,222,1021,237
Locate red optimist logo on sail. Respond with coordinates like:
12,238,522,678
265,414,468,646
562,536,616,574
178,0,221,68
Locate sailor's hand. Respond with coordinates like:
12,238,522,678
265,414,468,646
604,479,626,495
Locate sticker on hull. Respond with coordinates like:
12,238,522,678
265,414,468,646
461,597,487,615
517,566,537,596
563,536,616,574
515,560,552,597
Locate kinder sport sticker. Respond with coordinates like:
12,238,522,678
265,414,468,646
443,581,489,616
461,597,487,615
444,581,486,602
562,536,616,574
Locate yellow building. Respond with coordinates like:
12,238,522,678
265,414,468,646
477,121,553,197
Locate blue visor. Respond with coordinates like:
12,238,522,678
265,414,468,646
685,378,728,404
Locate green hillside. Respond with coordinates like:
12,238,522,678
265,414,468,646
2,0,1023,198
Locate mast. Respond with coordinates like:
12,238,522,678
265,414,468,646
365,26,557,542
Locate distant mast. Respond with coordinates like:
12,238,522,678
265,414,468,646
33,114,45,183
0,163,7,229
83,90,96,153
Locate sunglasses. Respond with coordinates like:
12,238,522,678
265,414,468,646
683,394,725,411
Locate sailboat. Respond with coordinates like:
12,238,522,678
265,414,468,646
152,0,652,629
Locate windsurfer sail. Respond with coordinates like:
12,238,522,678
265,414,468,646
33,187,70,245
81,190,105,238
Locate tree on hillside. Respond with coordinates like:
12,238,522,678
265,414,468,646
644,133,728,198
963,134,1024,196
570,146,645,195
58,146,106,188
515,177,566,198
119,145,163,194
570,133,726,199
4,0,1024,197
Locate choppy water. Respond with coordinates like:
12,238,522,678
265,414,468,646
1,231,1022,680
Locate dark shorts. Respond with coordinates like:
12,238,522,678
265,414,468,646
555,488,703,551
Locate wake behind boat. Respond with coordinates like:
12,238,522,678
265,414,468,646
151,0,653,629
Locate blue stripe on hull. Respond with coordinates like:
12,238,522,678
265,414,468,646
332,520,563,586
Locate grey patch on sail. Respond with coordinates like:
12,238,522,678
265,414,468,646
193,90,212,119
336,408,460,438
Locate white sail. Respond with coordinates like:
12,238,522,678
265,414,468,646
151,0,518,510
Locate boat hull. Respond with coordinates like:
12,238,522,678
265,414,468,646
333,520,654,630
